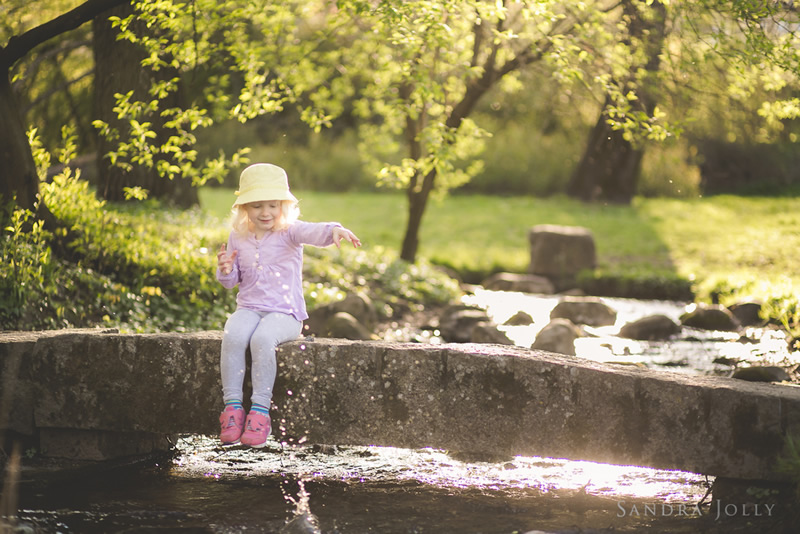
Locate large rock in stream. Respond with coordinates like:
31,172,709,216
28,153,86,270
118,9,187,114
528,225,596,289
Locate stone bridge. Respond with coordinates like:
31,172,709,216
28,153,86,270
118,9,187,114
2,329,800,484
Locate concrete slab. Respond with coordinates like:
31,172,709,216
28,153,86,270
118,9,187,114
2,331,799,481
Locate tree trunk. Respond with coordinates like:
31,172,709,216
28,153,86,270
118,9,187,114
0,0,130,224
567,0,666,204
93,3,198,208
566,102,644,203
0,72,40,215
400,172,435,262
398,62,497,263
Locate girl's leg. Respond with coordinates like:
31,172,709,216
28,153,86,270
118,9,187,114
220,308,262,404
249,312,302,408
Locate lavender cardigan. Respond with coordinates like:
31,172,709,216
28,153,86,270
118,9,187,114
216,221,341,321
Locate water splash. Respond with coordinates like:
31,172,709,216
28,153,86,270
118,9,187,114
280,478,320,534
276,407,321,534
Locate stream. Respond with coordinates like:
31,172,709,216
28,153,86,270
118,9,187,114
7,291,800,533
464,289,798,377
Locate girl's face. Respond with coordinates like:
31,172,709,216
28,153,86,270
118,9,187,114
245,200,282,234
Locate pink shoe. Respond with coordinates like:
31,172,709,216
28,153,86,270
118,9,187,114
219,406,245,444
240,411,271,448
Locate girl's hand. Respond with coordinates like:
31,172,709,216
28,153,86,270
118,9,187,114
333,227,361,249
217,243,238,275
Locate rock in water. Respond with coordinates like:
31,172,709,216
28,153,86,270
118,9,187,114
618,314,681,340
280,512,321,534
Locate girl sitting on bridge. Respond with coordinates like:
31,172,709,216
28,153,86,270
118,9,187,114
215,163,361,447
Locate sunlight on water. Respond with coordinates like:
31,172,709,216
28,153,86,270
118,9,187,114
463,288,800,374
173,436,710,504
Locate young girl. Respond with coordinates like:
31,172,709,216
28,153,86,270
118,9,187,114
216,163,361,447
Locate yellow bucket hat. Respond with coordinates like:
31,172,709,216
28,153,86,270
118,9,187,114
233,163,297,207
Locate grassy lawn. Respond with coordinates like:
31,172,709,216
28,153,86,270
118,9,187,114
200,187,800,305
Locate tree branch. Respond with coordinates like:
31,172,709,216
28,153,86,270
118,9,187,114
25,69,93,111
2,0,130,69
11,38,92,94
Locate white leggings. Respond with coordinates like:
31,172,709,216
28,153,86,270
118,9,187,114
220,309,302,408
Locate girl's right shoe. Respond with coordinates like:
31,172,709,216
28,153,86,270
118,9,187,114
219,406,245,444
240,411,271,448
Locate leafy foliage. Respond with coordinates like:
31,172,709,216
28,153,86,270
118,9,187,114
762,288,800,341
1,204,53,328
4,0,800,332
90,0,349,189
1,131,460,332
304,245,462,316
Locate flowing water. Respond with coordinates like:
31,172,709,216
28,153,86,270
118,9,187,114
463,289,798,376
7,291,799,533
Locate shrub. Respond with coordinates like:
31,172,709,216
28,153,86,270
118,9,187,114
32,168,237,332
246,130,375,192
1,205,54,329
303,245,462,318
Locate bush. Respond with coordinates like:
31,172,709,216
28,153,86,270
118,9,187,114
696,139,800,196
303,245,462,319
30,168,237,332
0,199,154,330
1,205,55,329
197,119,375,192
246,130,375,192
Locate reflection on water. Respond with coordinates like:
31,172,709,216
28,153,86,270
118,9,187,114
14,434,787,533
175,436,708,502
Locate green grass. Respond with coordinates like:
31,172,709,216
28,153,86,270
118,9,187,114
201,187,800,306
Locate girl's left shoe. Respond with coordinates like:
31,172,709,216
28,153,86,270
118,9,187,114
240,411,271,447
